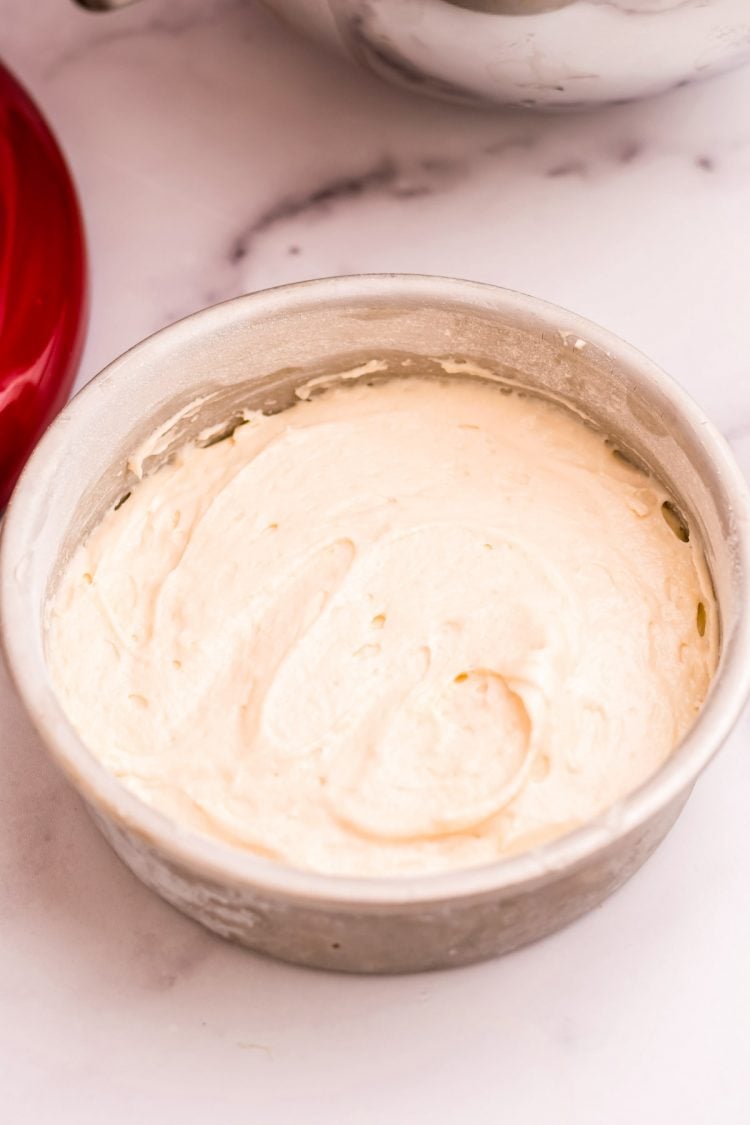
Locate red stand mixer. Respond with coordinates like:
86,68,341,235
0,63,87,510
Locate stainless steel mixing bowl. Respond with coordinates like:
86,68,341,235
2,275,749,973
73,0,750,109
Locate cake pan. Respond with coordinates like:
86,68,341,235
2,275,749,973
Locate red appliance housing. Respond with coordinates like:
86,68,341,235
0,63,87,510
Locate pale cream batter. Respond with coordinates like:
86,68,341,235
47,377,717,875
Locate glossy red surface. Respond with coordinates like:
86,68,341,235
0,63,87,510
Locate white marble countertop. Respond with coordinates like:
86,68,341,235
2,1,750,1120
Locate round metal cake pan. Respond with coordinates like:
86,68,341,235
2,275,749,973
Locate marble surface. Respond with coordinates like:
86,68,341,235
2,0,750,1120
